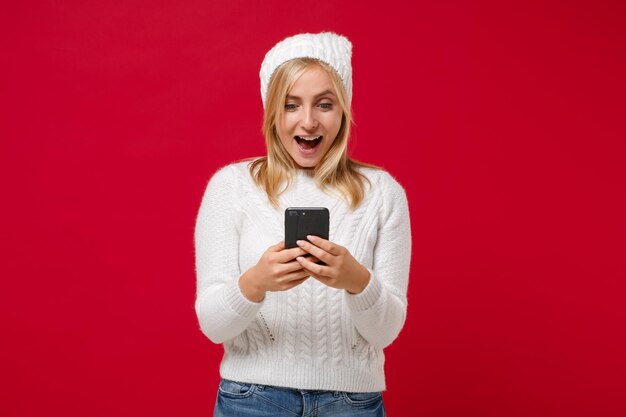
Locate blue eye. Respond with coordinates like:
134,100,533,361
284,103,298,111
319,103,333,110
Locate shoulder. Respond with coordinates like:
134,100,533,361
201,161,250,204
207,159,255,186
357,168,411,232
356,166,409,224
358,166,407,198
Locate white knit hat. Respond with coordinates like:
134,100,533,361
259,32,353,108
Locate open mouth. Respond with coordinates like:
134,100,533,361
294,135,323,151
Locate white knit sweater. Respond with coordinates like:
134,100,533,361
194,160,411,392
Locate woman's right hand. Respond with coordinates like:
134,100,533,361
239,241,312,302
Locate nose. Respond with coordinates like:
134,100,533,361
300,106,318,130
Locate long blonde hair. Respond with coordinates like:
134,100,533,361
249,57,379,209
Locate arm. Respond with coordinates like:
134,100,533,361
194,166,263,344
344,174,412,349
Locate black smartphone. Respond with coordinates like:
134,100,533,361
284,207,330,249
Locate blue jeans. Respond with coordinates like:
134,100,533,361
214,379,386,417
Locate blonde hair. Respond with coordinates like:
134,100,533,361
249,57,379,209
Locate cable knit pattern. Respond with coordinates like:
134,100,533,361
249,318,268,360
194,160,412,392
298,280,313,364
329,289,344,368
313,282,329,366
284,289,298,363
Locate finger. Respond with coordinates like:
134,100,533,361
276,246,308,263
279,255,321,273
296,255,333,277
283,276,309,290
268,241,285,252
286,269,311,281
306,235,344,256
282,269,311,282
296,239,332,264
278,258,309,275
310,274,332,284
307,271,324,280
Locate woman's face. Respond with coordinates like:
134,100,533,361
275,65,343,169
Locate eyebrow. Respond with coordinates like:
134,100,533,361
286,90,336,100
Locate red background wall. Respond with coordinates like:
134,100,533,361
2,1,625,416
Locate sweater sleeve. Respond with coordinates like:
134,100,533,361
194,165,263,344
344,172,412,349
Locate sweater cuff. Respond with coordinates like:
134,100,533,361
223,277,263,318
345,270,383,312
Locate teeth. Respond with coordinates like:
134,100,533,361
296,136,321,141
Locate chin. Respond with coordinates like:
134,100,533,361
294,158,318,169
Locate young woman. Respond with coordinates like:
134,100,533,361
195,32,411,417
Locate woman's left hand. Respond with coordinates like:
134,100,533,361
296,235,370,294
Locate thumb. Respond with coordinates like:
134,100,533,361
271,241,285,252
